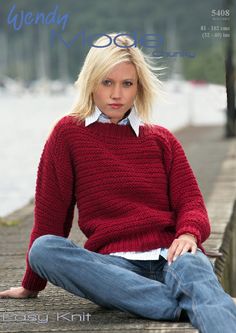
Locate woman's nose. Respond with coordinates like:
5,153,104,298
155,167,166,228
110,84,121,99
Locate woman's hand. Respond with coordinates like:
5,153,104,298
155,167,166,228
0,287,39,299
167,233,197,266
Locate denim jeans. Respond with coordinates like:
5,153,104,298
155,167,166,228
29,235,236,333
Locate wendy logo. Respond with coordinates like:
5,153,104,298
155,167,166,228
7,4,69,31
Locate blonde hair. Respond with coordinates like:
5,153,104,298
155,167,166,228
69,32,164,124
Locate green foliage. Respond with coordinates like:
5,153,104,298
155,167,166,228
183,45,226,84
0,217,21,227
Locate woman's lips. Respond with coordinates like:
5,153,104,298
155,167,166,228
108,104,123,109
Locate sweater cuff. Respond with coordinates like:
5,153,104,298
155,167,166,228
175,226,201,247
21,267,47,292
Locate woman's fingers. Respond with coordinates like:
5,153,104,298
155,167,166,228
167,239,179,264
167,234,197,265
0,290,10,298
0,289,20,298
0,286,38,299
180,243,197,256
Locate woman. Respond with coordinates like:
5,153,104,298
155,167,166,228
1,33,236,333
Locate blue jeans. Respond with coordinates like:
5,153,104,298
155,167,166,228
29,235,236,333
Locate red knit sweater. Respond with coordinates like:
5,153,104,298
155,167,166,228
22,115,211,291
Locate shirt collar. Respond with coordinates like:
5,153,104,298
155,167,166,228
85,105,142,137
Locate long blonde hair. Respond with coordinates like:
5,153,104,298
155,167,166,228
69,32,163,124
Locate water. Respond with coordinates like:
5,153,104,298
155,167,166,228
0,80,226,217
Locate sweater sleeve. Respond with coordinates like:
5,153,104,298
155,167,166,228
21,121,76,291
167,133,211,247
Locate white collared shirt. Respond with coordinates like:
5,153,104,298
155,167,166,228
85,105,143,137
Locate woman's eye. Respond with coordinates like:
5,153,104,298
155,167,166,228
102,80,112,86
123,81,133,87
101,80,133,87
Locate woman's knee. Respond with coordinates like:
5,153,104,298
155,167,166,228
28,234,63,268
172,250,214,273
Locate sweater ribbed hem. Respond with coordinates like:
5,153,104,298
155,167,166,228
21,268,47,292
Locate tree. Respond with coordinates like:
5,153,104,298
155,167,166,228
225,0,236,137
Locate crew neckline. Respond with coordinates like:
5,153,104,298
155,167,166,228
83,120,148,140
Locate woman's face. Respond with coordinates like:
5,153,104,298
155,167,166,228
92,62,138,124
